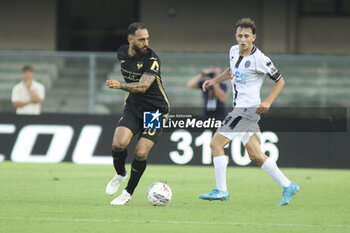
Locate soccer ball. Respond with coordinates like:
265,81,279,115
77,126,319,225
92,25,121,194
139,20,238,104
147,182,172,206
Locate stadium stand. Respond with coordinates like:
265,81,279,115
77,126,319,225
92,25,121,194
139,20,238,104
0,54,349,114
266,59,350,107
41,57,114,113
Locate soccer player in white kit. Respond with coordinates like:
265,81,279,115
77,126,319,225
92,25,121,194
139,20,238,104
199,18,299,206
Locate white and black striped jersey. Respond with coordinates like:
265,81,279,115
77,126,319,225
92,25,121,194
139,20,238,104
229,45,281,108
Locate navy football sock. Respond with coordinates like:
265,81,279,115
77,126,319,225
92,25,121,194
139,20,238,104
112,149,128,176
125,159,147,195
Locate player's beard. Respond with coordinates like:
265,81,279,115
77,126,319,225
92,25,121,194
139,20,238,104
133,44,147,56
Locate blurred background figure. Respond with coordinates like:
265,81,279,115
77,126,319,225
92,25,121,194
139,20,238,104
11,65,45,115
187,66,227,119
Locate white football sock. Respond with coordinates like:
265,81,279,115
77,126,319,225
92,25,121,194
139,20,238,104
213,155,229,192
261,158,291,188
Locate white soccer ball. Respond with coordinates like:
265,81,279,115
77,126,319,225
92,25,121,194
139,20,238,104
147,182,172,206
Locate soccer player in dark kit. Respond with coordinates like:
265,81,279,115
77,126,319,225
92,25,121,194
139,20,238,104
105,22,170,205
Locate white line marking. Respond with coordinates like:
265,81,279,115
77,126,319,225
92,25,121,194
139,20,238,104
0,217,349,228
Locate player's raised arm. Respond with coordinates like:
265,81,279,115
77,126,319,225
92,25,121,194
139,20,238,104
202,68,231,92
106,73,155,93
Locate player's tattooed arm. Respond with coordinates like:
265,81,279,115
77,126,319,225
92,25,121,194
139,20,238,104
120,73,155,93
106,73,155,93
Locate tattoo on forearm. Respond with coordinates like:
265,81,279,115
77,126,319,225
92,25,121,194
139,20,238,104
120,82,145,92
120,74,155,93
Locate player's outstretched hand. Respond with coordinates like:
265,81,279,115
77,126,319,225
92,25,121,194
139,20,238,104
202,79,215,92
106,80,121,89
256,101,271,115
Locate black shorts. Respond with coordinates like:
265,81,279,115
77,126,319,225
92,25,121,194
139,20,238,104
116,107,162,142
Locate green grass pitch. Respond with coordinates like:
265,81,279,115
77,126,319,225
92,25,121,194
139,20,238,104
1,161,349,233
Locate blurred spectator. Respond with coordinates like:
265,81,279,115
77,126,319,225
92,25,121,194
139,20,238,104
11,65,45,115
187,67,227,119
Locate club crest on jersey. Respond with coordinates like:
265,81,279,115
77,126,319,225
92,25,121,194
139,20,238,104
245,60,251,68
137,62,143,70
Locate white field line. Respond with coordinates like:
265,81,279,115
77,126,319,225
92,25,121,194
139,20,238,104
0,216,349,229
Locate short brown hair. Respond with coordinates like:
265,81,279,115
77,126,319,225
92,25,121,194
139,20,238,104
234,18,256,34
22,65,33,73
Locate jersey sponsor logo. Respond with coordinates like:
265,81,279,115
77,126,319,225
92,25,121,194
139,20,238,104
121,68,142,76
123,75,139,82
143,110,162,129
233,71,247,84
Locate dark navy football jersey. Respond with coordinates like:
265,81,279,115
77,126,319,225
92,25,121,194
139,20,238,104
117,45,170,113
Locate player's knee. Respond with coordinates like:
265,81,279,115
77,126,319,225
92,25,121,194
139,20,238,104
210,141,223,154
134,155,148,161
134,146,150,160
112,140,129,152
246,146,256,159
247,149,265,165
248,152,258,162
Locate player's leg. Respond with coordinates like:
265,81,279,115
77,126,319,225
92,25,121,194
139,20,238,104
107,108,139,197
112,126,133,176
245,133,290,185
200,110,245,201
211,133,231,193
244,133,268,166
124,137,154,195
106,126,133,196
111,128,159,205
245,134,299,206
199,132,231,200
